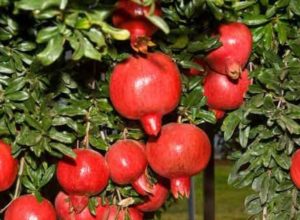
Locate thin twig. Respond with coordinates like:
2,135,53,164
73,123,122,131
0,157,25,213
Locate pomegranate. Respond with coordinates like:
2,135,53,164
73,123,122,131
105,140,152,195
96,205,143,220
146,123,211,198
4,194,56,220
290,150,300,188
55,191,96,220
56,149,109,196
112,0,161,52
203,69,250,110
186,58,207,76
205,22,252,79
109,52,181,136
136,177,169,212
0,141,18,192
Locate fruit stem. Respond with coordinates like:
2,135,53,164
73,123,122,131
170,177,191,199
140,113,161,136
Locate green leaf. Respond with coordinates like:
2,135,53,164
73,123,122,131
36,26,59,43
243,15,269,26
221,111,241,141
49,128,75,144
6,91,29,101
279,115,300,134
5,77,26,94
290,0,300,16
232,1,256,11
50,142,76,158
37,34,64,65
145,14,170,34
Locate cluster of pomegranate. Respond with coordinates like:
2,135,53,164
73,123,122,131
0,3,256,220
187,22,253,120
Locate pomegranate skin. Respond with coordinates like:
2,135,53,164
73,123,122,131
55,191,96,220
109,52,181,136
136,177,169,212
56,149,109,196
105,140,152,195
96,205,143,220
0,141,18,192
146,123,211,198
290,150,300,188
205,22,252,79
204,69,250,110
106,140,147,185
4,194,56,220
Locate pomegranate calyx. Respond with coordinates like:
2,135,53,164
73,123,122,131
69,194,89,214
132,171,154,196
170,177,191,199
226,61,242,80
140,113,162,136
131,36,155,54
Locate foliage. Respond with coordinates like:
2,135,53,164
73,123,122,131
0,0,300,219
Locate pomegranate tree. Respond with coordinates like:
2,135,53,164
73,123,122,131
205,22,253,79
146,123,211,198
109,52,181,136
4,194,56,220
105,139,152,195
204,69,250,110
0,141,18,192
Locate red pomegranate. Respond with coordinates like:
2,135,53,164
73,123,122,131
105,140,152,195
205,22,252,79
290,150,300,188
112,0,161,52
109,52,181,136
56,149,109,196
0,141,18,192
186,58,207,76
4,194,56,220
146,123,211,198
55,191,96,220
136,177,169,212
204,69,250,110
96,205,143,220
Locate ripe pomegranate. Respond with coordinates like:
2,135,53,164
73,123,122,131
105,140,152,195
55,191,96,220
136,177,169,212
112,0,161,52
4,194,56,220
56,149,109,196
96,205,143,220
146,123,211,198
203,69,250,110
205,22,252,79
290,150,300,188
186,58,207,76
0,141,18,192
109,52,181,136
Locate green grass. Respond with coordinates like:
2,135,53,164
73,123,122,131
161,161,252,220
